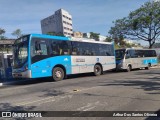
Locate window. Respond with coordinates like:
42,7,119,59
99,44,114,56
144,50,157,57
50,40,71,56
136,50,144,57
71,41,114,56
31,38,49,64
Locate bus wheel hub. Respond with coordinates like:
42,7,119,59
55,71,61,78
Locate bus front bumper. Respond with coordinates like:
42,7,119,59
12,70,31,78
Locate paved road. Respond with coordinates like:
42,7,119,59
0,68,160,120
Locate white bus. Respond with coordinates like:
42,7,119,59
115,48,157,72
12,34,116,81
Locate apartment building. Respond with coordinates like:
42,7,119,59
41,9,73,36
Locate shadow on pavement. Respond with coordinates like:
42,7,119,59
100,80,160,94
0,103,35,120
2,77,53,86
39,89,65,97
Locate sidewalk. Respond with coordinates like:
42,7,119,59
0,78,30,86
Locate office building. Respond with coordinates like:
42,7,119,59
41,9,73,36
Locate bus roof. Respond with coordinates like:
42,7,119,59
116,48,155,51
30,34,69,40
27,34,113,45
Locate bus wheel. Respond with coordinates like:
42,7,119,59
94,64,102,76
145,63,151,70
52,67,64,81
126,65,131,72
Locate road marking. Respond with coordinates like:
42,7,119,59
83,106,96,111
14,86,100,106
77,101,102,111
15,96,55,106
15,95,73,106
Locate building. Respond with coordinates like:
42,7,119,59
124,39,134,44
83,32,106,41
0,39,15,53
83,33,91,38
41,9,73,36
99,35,107,42
73,31,83,38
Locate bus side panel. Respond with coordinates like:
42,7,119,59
31,56,72,78
71,56,116,74
142,57,158,66
117,57,139,70
102,56,116,71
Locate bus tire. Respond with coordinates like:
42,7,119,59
52,67,64,81
94,64,102,76
126,65,131,72
145,63,151,70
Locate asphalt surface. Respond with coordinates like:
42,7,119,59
0,68,160,120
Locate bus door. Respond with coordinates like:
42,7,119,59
136,50,144,68
129,50,138,69
31,39,51,78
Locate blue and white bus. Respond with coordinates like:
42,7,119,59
116,48,158,72
12,34,116,81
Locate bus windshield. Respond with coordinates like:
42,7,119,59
115,49,126,60
13,37,29,68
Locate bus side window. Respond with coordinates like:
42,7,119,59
125,50,131,59
31,38,49,64
35,42,48,55
35,41,42,55
51,41,59,56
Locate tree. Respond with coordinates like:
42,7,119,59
90,32,100,41
12,29,22,38
109,1,160,48
0,28,7,40
0,28,5,35
105,36,112,42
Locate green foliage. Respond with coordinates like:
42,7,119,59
0,28,7,40
0,36,7,40
109,1,160,48
90,32,100,41
12,29,22,38
105,36,112,42
0,28,5,35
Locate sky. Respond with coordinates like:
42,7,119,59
0,0,150,45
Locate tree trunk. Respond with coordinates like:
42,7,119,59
148,40,155,49
149,41,152,49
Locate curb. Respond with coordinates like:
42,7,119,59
0,79,32,87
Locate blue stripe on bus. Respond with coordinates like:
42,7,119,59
72,62,115,67
31,56,72,78
142,58,158,65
